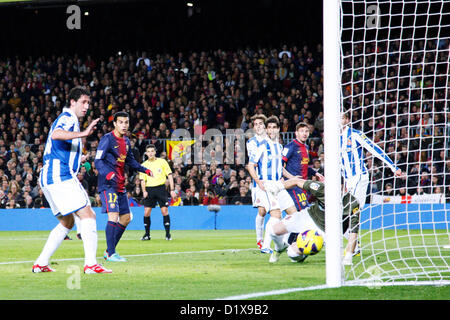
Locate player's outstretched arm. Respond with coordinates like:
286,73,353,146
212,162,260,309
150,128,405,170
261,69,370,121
281,177,307,190
52,118,100,140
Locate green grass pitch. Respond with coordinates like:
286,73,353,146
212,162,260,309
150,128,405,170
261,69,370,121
0,229,448,300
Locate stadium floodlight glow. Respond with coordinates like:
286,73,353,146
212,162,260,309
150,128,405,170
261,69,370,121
187,2,193,7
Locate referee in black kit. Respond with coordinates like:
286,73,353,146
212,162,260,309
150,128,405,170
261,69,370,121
139,144,177,241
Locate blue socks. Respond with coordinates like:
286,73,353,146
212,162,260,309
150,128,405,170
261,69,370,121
106,221,127,256
106,221,116,256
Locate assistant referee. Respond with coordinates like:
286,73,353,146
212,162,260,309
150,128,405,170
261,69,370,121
139,144,176,241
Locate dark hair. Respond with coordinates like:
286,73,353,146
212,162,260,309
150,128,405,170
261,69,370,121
266,115,280,127
68,86,90,104
146,144,156,151
113,111,129,122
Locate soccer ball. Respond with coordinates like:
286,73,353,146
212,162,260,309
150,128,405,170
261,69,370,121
296,230,324,255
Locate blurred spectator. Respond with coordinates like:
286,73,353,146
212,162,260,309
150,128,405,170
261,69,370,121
230,186,252,205
202,190,219,205
0,40,448,209
183,188,199,206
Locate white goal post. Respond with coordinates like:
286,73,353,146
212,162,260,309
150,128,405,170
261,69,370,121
324,0,450,287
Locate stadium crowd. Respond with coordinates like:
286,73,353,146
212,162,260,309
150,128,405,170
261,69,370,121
0,39,449,209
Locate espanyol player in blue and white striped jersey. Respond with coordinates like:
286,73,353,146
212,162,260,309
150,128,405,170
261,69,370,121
246,114,270,250
341,112,402,265
247,115,299,255
33,86,111,274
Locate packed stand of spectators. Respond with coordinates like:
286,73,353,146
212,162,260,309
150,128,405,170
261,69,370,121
0,38,449,209
341,38,450,200
0,44,326,208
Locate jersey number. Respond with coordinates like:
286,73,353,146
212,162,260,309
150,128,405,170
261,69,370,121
297,193,307,202
108,192,118,204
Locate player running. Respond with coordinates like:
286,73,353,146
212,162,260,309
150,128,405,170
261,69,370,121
95,111,153,262
33,86,111,274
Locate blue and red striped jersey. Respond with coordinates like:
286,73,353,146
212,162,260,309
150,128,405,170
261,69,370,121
95,131,148,193
282,139,316,179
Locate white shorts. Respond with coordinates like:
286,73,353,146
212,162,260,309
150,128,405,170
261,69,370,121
281,208,325,238
345,174,370,209
277,189,295,212
40,177,91,217
251,183,280,212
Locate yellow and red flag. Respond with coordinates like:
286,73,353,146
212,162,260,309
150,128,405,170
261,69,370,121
166,140,195,160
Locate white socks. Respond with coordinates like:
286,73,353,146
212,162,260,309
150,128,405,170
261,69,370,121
262,216,279,249
79,218,98,266
255,214,265,242
74,214,81,233
35,223,70,266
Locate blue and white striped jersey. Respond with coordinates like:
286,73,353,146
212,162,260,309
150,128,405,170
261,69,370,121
340,126,398,180
247,135,283,182
40,108,82,186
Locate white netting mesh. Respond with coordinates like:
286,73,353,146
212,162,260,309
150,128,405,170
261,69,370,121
339,0,450,285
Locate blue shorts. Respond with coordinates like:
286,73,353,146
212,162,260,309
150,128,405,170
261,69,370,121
287,186,310,211
100,189,130,214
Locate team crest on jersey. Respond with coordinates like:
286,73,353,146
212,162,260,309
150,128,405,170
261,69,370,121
309,182,320,191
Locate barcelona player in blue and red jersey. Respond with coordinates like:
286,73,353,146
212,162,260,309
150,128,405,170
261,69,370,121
95,111,152,262
282,122,324,210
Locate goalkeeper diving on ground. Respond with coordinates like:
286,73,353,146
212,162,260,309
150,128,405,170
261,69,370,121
263,177,360,264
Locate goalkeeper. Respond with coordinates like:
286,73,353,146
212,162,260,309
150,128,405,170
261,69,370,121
264,178,360,263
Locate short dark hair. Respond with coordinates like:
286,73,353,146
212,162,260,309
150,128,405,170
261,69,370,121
68,86,90,104
265,115,280,127
113,111,129,122
146,144,156,151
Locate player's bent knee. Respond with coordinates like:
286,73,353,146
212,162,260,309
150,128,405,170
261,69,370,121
77,205,96,220
273,222,287,236
119,213,131,226
107,212,120,222
59,214,74,229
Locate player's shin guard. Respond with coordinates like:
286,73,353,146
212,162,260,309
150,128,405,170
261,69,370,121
163,215,171,237
114,222,126,247
143,216,151,235
262,216,279,250
271,231,286,252
80,218,98,266
35,223,70,266
105,221,116,256
255,214,264,242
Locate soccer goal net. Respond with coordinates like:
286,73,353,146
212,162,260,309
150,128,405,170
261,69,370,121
324,0,450,287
